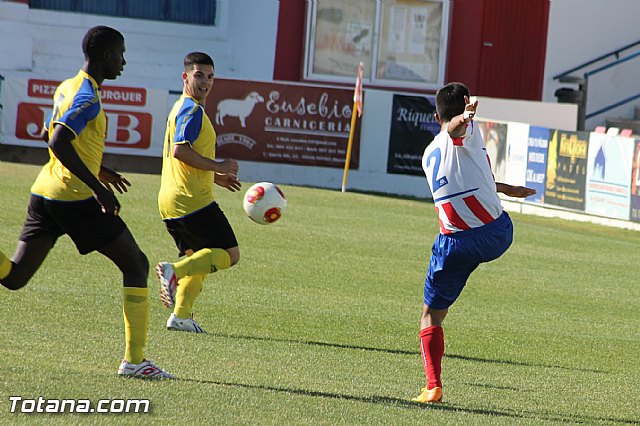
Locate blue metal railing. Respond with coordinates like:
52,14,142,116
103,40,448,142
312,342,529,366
585,92,640,120
553,40,640,80
553,40,640,125
584,50,640,79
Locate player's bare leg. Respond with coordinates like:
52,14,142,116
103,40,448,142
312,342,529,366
100,229,173,378
0,237,55,291
98,229,149,287
420,305,448,328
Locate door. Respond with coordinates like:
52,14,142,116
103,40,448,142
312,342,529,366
477,0,550,100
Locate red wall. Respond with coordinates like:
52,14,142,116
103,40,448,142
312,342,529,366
445,0,486,94
273,0,306,82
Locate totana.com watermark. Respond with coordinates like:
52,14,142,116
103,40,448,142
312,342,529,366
9,396,150,413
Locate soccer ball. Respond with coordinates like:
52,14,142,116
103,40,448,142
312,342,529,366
243,182,287,225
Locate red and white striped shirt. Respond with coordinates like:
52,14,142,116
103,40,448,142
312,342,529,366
422,121,502,234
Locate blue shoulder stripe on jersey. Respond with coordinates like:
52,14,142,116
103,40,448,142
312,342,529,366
56,78,100,136
174,98,203,145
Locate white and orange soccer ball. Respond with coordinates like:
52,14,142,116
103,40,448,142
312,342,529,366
242,182,287,225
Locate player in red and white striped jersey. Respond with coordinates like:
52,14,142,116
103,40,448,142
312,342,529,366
413,82,535,404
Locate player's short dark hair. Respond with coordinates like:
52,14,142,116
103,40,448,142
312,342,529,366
82,26,124,60
435,82,470,123
184,52,215,71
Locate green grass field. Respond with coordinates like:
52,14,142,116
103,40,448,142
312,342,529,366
0,161,639,425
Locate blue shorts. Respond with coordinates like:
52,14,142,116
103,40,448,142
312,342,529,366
424,211,513,310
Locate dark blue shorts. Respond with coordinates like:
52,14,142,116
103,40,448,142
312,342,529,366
424,211,513,310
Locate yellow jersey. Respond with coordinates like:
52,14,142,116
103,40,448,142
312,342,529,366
158,95,217,220
31,70,105,201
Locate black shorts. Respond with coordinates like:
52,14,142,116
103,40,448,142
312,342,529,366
164,201,238,257
19,194,127,255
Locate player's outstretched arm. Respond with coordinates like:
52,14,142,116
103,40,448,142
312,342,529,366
496,182,536,198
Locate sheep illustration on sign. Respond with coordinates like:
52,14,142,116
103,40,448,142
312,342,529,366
215,91,264,127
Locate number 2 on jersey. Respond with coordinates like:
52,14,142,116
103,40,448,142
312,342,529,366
426,148,448,192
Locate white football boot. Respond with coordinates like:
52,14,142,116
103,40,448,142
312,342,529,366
156,262,178,308
166,313,206,333
117,359,175,379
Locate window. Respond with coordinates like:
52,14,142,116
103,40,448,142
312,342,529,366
29,0,218,26
305,0,449,90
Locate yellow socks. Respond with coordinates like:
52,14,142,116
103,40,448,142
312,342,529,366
169,248,230,320
0,250,12,280
123,287,149,364
174,273,205,319
173,248,230,278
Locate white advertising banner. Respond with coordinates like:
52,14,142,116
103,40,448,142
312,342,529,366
585,132,634,220
504,122,529,187
1,76,167,157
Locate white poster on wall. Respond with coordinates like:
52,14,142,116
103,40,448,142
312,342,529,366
408,7,428,54
0,76,167,157
504,122,530,187
387,6,407,53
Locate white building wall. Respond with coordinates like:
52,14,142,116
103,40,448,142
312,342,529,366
0,0,279,91
2,0,638,129
543,0,640,129
0,0,638,202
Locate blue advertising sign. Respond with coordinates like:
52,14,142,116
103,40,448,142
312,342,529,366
524,126,550,203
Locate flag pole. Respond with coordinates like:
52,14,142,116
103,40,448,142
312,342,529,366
341,62,363,193
341,102,359,192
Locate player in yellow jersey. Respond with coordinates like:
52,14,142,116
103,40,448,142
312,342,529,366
156,52,241,333
0,26,173,379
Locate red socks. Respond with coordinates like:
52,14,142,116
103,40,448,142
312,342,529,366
419,325,444,389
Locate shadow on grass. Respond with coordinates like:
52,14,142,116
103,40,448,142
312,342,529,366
179,377,637,424
206,331,604,373
179,376,509,416
463,382,521,391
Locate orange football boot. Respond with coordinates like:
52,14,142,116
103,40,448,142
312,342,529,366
412,386,443,403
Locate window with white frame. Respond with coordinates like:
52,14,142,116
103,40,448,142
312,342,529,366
29,0,218,26
304,0,448,90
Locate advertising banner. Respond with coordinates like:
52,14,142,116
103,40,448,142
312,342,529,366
544,130,589,211
207,79,360,169
504,122,529,187
629,139,640,222
525,126,550,203
0,76,167,156
585,133,634,220
477,120,508,182
386,94,438,176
